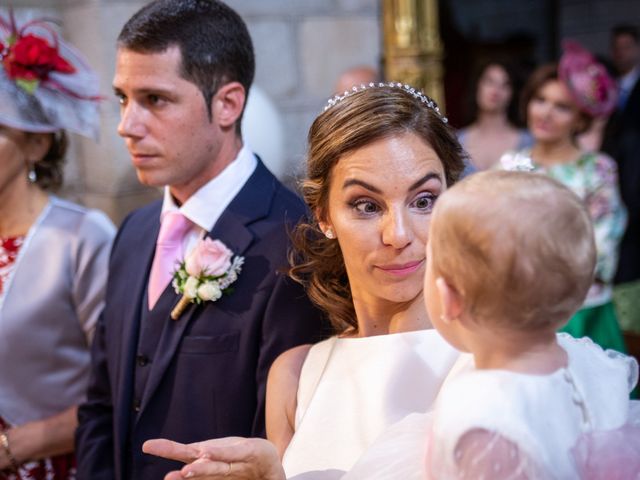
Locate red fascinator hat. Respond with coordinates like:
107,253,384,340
559,40,617,118
0,10,101,139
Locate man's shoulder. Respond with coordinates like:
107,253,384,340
111,199,162,251
270,181,307,217
120,199,162,229
242,160,308,221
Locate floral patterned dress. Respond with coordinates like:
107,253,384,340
500,149,628,353
0,236,76,480
0,237,23,297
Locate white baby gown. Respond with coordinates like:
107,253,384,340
344,334,640,480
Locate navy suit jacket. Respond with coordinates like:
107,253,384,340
76,160,327,479
602,76,640,283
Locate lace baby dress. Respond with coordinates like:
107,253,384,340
343,335,640,479
427,334,639,479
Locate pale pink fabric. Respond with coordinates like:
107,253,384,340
148,211,192,309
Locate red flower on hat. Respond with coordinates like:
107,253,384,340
2,31,76,94
3,34,74,88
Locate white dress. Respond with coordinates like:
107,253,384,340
282,329,459,479
344,334,640,480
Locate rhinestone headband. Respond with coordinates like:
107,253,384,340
323,81,448,124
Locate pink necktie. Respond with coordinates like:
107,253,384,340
148,211,192,309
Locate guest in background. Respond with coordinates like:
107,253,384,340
501,41,627,353
457,61,532,174
602,24,640,333
0,11,115,479
334,65,379,95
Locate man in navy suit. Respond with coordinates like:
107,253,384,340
602,25,640,287
75,1,326,478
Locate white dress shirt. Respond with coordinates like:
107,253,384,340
160,145,257,256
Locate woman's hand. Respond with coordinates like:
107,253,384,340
0,406,77,468
143,436,286,480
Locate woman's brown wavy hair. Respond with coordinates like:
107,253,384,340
290,86,466,334
32,131,68,190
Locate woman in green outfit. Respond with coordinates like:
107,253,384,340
500,41,627,352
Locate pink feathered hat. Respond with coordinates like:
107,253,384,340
559,40,617,118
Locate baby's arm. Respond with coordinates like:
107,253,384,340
444,429,534,480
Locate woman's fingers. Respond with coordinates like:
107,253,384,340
143,438,200,463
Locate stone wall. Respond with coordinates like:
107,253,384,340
4,0,640,223
4,0,381,224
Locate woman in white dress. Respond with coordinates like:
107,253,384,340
143,83,466,479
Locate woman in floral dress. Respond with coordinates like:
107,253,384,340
0,12,114,479
501,41,627,353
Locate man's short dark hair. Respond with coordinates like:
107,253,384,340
612,24,639,43
118,0,255,131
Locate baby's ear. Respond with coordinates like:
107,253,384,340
436,277,464,323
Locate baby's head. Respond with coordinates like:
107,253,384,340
426,170,595,336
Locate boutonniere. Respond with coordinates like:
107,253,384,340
170,238,244,320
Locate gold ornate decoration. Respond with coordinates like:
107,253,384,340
382,0,445,109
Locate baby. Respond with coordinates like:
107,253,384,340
424,170,639,479
344,170,639,480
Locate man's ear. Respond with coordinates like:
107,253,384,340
435,277,464,323
213,81,246,129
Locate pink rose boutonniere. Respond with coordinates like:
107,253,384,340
170,238,244,320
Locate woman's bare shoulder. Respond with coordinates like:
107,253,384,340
266,344,314,457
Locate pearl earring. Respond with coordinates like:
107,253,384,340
325,228,334,239
27,167,37,183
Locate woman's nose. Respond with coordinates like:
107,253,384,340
381,209,412,249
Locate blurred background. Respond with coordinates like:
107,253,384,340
2,0,639,224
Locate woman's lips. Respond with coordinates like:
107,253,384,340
532,121,552,132
376,259,425,276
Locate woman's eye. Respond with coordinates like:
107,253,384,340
353,200,379,215
412,194,436,211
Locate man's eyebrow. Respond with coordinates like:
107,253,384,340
112,86,175,96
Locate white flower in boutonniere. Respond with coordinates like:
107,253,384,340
170,238,244,320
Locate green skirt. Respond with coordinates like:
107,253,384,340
560,301,626,353
613,279,640,333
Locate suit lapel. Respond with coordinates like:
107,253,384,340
114,206,160,451
138,160,276,415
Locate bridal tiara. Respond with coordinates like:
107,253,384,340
323,81,448,124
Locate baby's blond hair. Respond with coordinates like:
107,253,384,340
430,170,596,331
